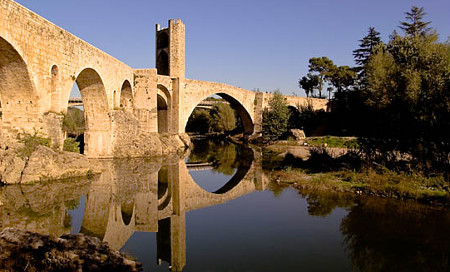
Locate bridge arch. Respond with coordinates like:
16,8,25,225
157,84,171,133
0,36,40,136
120,200,134,226
73,67,111,157
120,80,133,112
185,92,254,134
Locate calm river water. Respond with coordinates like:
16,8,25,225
1,140,449,271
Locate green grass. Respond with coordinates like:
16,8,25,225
270,168,449,204
306,136,359,148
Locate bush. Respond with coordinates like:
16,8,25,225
63,137,80,153
17,132,51,158
262,91,291,141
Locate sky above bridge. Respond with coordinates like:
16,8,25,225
15,0,450,96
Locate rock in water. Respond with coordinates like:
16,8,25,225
0,228,142,272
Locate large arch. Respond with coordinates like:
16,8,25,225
74,68,111,157
0,36,40,136
120,80,133,112
184,92,254,135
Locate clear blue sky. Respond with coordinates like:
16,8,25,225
15,0,450,96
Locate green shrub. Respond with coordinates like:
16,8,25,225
63,137,80,153
17,132,51,158
262,91,291,141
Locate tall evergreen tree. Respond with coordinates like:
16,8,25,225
399,6,431,37
353,27,382,67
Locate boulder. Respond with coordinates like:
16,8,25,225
0,145,98,185
290,129,306,140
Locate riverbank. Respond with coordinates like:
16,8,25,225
0,132,190,185
267,168,449,207
263,141,450,207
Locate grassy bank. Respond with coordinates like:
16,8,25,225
268,168,449,206
263,140,450,206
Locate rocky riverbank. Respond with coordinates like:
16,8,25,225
0,131,191,185
0,228,141,272
0,141,98,185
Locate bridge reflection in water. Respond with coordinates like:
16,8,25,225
79,147,266,271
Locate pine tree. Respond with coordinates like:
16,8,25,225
399,6,431,37
353,27,382,67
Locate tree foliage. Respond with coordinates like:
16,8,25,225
296,6,449,175
308,57,336,98
360,8,450,172
186,101,238,134
299,74,320,97
353,27,382,67
210,103,237,132
262,91,291,141
399,6,431,37
62,107,85,135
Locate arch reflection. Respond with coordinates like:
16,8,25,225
76,147,266,271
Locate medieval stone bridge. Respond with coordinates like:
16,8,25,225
0,0,327,158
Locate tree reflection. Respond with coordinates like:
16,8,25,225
188,139,253,175
341,198,450,271
302,191,354,217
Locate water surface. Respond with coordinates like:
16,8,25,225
0,139,448,271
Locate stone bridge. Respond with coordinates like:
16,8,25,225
0,0,328,158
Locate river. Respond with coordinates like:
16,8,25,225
1,139,449,271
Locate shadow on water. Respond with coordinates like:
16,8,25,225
0,141,449,271
270,183,450,272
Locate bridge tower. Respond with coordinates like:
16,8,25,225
156,20,185,79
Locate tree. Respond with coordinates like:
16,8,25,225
185,108,212,134
308,57,337,98
361,7,450,172
298,73,319,97
210,103,237,132
329,66,357,94
399,6,431,37
353,27,382,67
262,91,291,141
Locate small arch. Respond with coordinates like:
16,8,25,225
157,51,169,76
120,80,133,112
157,32,169,48
158,166,171,211
157,94,169,133
120,200,134,226
50,65,59,111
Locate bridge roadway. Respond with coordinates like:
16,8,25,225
0,0,328,158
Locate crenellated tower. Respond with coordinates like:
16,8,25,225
155,19,185,79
